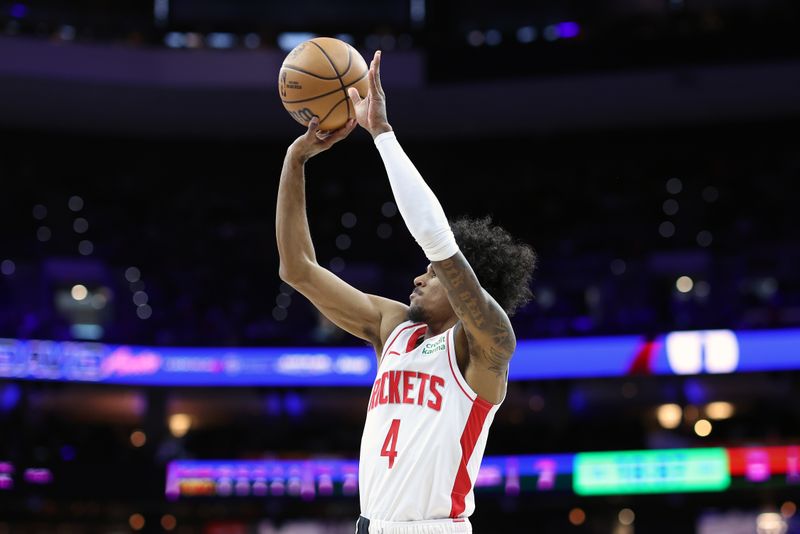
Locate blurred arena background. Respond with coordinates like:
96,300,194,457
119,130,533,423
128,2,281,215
1,0,800,532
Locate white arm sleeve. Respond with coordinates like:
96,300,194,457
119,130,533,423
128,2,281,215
374,131,459,262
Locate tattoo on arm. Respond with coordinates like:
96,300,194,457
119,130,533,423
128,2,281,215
434,253,516,373
438,256,486,327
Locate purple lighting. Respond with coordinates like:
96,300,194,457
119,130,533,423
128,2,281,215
558,22,580,39
10,3,27,18
23,468,53,485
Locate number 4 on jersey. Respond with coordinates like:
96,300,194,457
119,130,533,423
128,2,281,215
381,419,401,468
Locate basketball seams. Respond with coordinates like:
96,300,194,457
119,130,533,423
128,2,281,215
280,64,341,81
280,69,368,104
317,97,349,124
308,40,351,123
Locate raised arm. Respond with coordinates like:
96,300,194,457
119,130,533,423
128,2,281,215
348,51,516,402
276,118,407,355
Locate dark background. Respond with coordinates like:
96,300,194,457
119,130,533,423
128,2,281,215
1,0,800,532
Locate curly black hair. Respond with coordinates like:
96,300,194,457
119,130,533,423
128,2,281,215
451,217,536,317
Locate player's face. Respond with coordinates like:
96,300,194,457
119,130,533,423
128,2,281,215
408,264,452,323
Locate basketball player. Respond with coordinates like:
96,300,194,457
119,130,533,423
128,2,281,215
276,50,536,534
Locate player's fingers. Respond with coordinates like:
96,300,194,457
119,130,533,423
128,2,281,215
306,116,320,136
374,51,384,94
368,68,379,97
347,87,362,105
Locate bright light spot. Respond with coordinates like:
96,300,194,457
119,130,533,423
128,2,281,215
341,212,357,228
659,221,675,237
71,284,88,301
169,414,192,438
781,501,796,519
68,195,84,212
161,514,177,531
129,513,145,531
756,513,787,534
0,260,15,276
676,276,694,293
618,508,635,525
657,403,682,429
694,419,712,437
569,508,586,526
125,266,141,283
467,30,485,46
705,401,734,420
517,26,537,43
485,29,502,46
666,177,683,194
37,226,51,242
278,32,316,53
130,430,146,447
132,291,148,306
136,304,152,320
78,240,94,256
558,22,580,39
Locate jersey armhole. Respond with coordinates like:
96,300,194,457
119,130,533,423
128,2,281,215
447,326,508,406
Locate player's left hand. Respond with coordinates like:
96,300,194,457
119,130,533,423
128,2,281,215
348,50,393,139
288,117,357,162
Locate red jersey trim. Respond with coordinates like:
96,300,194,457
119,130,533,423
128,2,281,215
380,322,424,361
449,396,493,518
404,326,428,353
446,328,476,402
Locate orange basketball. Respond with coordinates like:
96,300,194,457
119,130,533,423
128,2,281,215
278,37,369,131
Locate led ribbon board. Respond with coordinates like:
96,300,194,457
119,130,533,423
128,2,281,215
573,448,731,495
1,328,799,385
171,447,800,499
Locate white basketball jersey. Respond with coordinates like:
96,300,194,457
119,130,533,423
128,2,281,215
358,321,503,522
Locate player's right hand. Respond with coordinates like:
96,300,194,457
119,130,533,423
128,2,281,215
348,50,392,139
288,117,357,162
